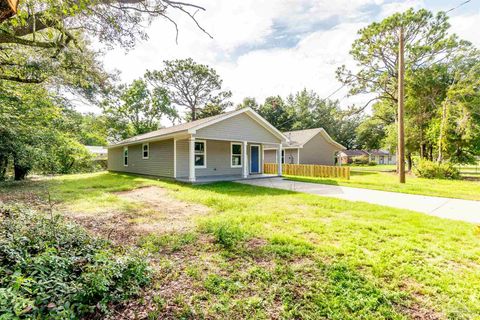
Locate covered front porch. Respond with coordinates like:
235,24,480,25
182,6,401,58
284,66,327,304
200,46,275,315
175,137,283,183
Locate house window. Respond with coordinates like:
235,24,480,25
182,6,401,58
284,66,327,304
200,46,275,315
281,150,285,164
123,147,128,166
231,143,242,167
142,143,149,159
194,141,206,168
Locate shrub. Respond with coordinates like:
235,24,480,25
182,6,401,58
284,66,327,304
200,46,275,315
203,222,246,250
0,205,151,318
414,159,460,180
351,156,369,165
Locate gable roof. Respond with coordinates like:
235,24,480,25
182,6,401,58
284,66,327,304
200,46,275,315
367,149,392,156
283,128,346,150
108,108,287,147
339,149,369,157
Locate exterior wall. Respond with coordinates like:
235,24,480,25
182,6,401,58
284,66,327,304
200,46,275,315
196,113,280,144
264,149,276,163
263,148,298,164
299,134,341,165
176,139,264,178
107,139,174,177
370,155,396,165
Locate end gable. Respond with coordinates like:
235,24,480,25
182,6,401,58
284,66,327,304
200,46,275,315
194,112,282,144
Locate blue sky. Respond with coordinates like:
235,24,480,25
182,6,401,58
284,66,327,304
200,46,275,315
85,0,480,117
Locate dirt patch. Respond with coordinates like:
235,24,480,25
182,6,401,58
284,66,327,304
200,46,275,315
69,186,209,244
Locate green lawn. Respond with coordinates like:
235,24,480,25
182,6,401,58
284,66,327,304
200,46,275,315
287,170,480,201
1,172,480,319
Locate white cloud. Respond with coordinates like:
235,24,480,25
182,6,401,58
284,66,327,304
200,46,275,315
77,0,479,116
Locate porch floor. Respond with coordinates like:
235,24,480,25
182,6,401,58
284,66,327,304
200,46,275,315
176,174,278,184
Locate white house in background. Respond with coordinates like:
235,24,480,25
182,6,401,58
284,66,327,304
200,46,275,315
85,145,108,160
263,128,346,166
107,108,288,183
367,149,396,165
338,149,396,165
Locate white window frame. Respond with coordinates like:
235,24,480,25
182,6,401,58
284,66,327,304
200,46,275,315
123,146,128,167
281,149,285,164
142,143,149,159
194,140,207,169
231,142,243,168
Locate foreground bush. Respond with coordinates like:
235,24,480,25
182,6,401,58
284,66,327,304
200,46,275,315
0,205,151,318
414,159,460,179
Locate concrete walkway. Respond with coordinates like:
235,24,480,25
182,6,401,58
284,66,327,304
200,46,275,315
238,177,480,224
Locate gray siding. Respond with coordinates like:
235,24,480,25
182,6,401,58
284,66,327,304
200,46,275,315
107,139,174,177
264,149,276,163
264,148,298,164
176,139,263,178
196,113,280,143
299,134,340,165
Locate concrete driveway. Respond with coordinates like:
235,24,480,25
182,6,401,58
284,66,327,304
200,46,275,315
238,177,480,224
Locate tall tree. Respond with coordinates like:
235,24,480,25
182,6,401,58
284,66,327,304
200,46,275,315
0,0,209,92
102,79,177,140
337,8,466,112
145,58,232,121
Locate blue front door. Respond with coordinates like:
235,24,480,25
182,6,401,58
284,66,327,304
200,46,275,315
250,145,260,173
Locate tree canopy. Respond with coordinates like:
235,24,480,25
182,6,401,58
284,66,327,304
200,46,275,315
146,58,232,121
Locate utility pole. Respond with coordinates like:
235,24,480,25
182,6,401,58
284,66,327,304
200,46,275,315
398,25,406,183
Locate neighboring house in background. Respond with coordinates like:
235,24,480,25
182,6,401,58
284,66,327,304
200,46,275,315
107,108,287,183
338,149,396,165
263,128,346,166
367,149,396,165
85,146,108,160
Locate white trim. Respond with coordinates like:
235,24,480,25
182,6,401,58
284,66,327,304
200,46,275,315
230,142,243,168
142,143,149,159
242,141,248,178
297,148,300,164
123,146,128,167
194,139,207,169
249,144,261,174
197,136,278,145
108,133,189,148
188,137,195,182
173,138,177,178
187,107,287,142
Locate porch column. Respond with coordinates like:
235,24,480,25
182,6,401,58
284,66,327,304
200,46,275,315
277,143,282,176
188,136,196,182
242,141,248,178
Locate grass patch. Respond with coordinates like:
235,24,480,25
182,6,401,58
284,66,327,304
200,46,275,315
1,172,480,318
287,170,480,200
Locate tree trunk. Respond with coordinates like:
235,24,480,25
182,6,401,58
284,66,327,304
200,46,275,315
407,152,412,172
437,102,448,163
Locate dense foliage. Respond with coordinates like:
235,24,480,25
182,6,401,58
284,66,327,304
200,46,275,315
0,83,106,180
0,205,150,318
414,159,460,179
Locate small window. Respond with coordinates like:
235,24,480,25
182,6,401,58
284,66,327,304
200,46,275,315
231,143,242,167
142,143,149,159
123,147,128,166
194,141,206,168
281,150,285,164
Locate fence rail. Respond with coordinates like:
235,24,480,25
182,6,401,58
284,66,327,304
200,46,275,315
264,163,350,180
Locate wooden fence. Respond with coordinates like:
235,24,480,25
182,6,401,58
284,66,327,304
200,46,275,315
264,163,350,180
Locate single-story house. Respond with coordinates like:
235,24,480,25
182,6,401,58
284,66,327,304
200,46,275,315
263,128,346,166
85,145,108,160
338,149,396,165
367,149,396,165
107,108,287,183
